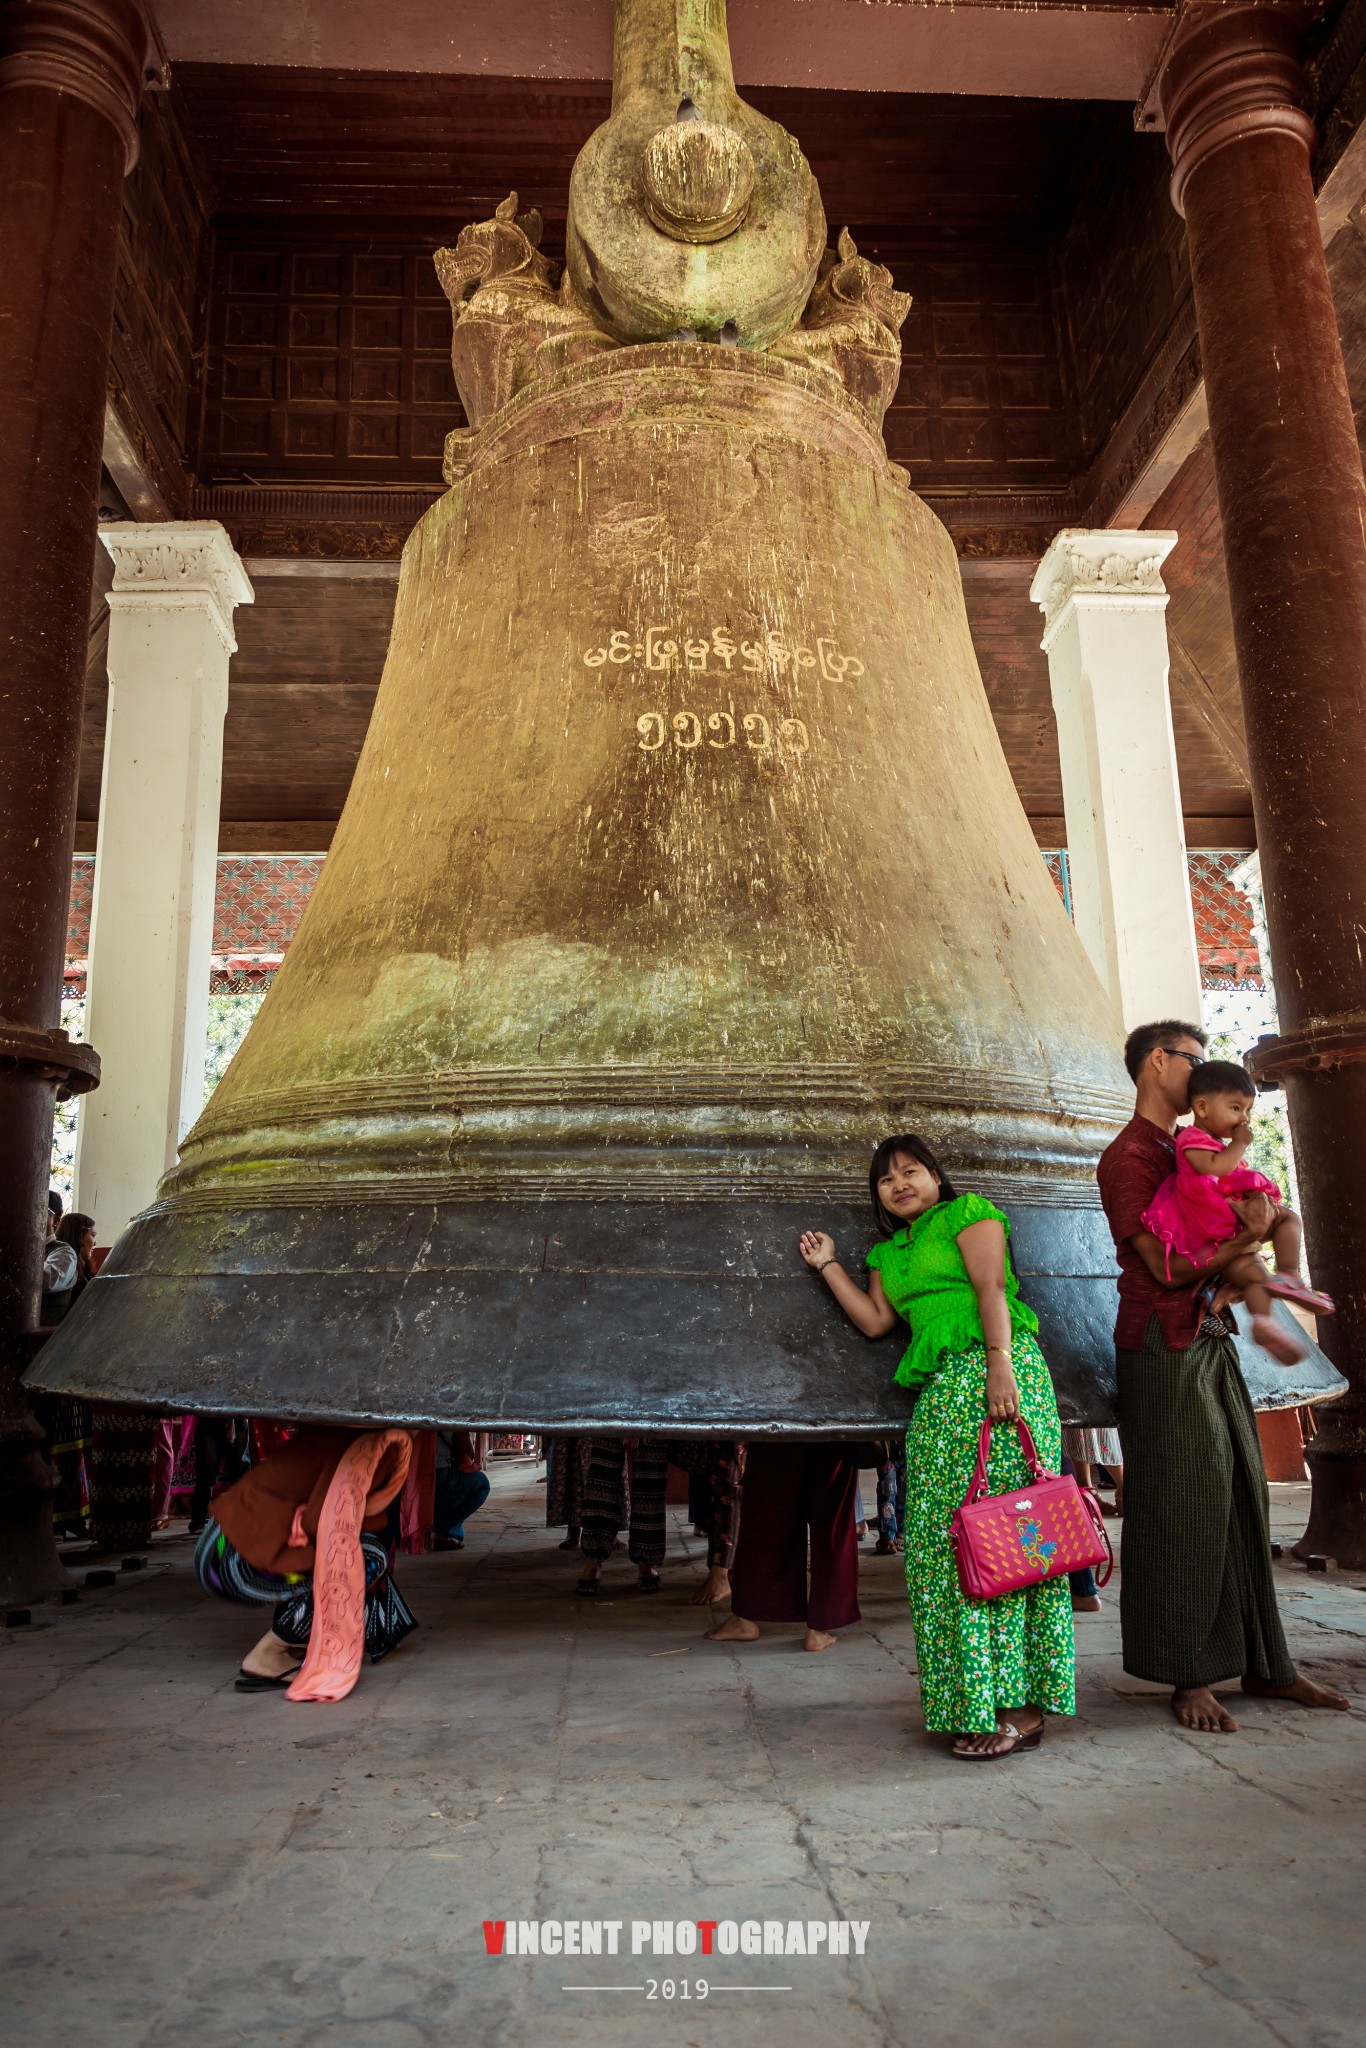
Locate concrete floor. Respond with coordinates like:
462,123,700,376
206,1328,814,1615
3,1463,1366,2048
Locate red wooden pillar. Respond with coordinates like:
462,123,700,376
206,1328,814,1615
1159,5,1366,1564
0,1,147,1602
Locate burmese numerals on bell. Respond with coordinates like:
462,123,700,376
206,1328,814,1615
635,710,811,755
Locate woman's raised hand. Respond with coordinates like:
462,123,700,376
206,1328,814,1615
799,1230,836,1270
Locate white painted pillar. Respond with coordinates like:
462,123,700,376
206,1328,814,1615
1030,529,1202,1031
75,523,253,1240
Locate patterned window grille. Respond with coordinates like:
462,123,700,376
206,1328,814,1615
66,849,1265,993
65,848,1267,997
1039,848,1262,991
52,846,1285,1197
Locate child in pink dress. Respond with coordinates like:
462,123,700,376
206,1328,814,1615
1141,1059,1333,1366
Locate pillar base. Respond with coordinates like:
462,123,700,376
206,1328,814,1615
0,1411,71,1608
1294,1442,1366,1570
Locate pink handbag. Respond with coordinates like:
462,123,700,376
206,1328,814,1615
949,1417,1112,1602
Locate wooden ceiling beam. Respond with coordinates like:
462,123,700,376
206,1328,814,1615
154,0,1176,102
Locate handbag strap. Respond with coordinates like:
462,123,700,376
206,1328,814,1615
1080,1485,1116,1585
965,1415,1051,1503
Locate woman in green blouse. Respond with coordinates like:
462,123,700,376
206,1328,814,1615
799,1133,1075,1759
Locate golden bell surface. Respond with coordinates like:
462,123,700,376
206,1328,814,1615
37,336,1131,1435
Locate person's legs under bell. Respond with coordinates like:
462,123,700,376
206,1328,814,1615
627,1438,668,1587
578,1438,627,1586
710,1441,807,1641
802,1446,861,1647
434,1467,490,1545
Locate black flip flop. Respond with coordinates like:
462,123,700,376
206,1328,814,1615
575,1576,599,1598
234,1665,303,1692
636,1570,661,1594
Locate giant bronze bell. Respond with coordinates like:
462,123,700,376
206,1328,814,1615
37,0,1138,1434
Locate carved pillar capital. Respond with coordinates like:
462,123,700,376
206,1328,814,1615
100,520,255,655
1029,528,1176,650
0,0,151,171
1158,3,1316,218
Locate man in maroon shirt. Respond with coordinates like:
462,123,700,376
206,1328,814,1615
1097,1020,1348,1732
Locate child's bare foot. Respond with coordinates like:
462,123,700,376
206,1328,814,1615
689,1566,731,1606
705,1614,759,1642
1250,1312,1306,1365
803,1628,838,1652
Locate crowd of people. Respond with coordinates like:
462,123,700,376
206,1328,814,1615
30,1018,1353,1743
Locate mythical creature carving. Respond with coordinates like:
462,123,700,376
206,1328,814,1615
772,229,911,433
433,205,912,474
435,194,613,444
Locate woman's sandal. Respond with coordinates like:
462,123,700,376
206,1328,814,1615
636,1569,661,1594
575,1576,599,1597
952,1720,1043,1761
234,1664,304,1692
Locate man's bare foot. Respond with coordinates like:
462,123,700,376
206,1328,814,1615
240,1629,303,1681
689,1566,731,1606
705,1614,760,1642
803,1628,838,1652
1242,1671,1351,1710
1172,1685,1239,1732
953,1705,1042,1757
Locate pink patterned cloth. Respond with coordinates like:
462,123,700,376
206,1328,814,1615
398,1430,437,1555
286,1430,413,1705
1140,1125,1281,1271
153,1416,195,1519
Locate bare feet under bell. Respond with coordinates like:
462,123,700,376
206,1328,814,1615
689,1565,732,1606
704,1614,837,1652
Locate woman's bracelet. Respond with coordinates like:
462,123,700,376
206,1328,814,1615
816,1256,838,1273
986,1344,1012,1358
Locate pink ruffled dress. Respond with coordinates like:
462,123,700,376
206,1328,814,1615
1140,1126,1281,1272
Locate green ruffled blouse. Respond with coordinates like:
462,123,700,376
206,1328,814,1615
865,1190,1039,1390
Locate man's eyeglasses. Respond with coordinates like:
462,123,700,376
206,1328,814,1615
1160,1047,1203,1068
